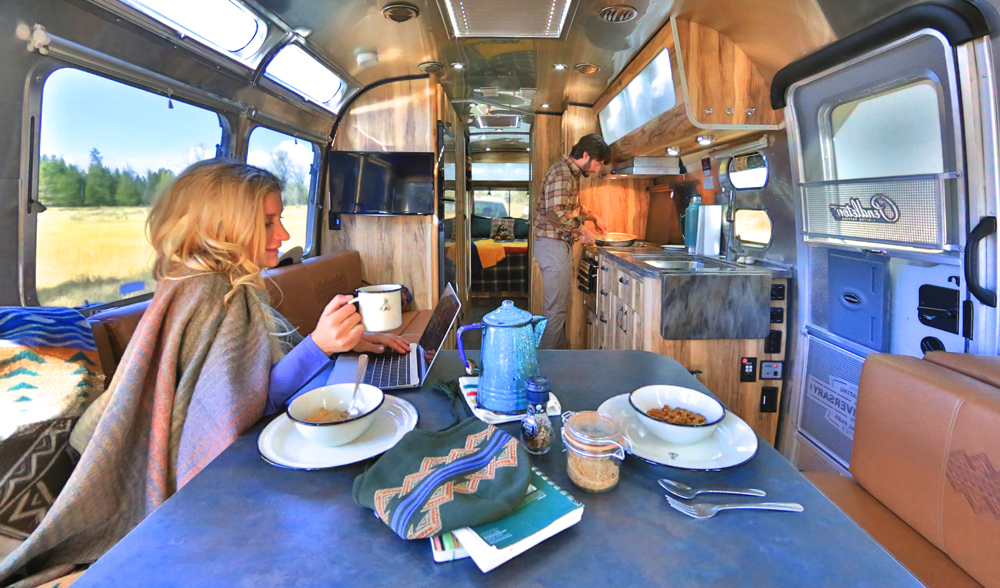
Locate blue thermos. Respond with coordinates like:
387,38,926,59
683,195,702,253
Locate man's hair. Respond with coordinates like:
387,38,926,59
570,134,611,163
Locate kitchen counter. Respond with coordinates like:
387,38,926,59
604,249,792,279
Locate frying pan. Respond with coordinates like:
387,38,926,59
594,232,638,247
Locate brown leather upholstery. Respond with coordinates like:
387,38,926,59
923,351,1000,389
87,300,150,384
805,472,982,588
849,353,1000,588
263,250,363,336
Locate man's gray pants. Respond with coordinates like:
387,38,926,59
534,237,573,349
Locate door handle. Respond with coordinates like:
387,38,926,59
619,277,629,285
965,216,997,307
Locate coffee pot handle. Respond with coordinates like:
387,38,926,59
457,323,485,375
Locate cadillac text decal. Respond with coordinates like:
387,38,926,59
829,194,900,223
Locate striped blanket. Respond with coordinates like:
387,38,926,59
0,273,273,585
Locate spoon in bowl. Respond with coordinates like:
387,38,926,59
347,354,369,418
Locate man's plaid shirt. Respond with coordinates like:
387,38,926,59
533,157,591,242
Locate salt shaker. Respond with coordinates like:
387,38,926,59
521,376,553,455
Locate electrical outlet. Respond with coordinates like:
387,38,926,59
740,357,757,382
761,361,783,380
760,386,779,412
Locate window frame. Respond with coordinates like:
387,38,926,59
256,39,358,118
245,122,322,258
22,60,233,313
733,207,774,250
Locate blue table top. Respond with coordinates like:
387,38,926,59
73,351,920,588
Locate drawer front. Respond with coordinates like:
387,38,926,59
616,266,634,304
631,271,645,313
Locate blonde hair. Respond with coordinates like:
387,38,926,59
147,159,282,306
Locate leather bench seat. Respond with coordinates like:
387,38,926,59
88,251,433,383
804,353,1000,588
805,472,981,588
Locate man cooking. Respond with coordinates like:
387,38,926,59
533,133,612,349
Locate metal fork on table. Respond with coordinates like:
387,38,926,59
658,478,765,499
664,495,804,519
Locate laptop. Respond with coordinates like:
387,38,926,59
326,282,462,390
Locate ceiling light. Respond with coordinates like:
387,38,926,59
452,62,464,69
553,63,567,71
356,50,379,69
697,136,715,146
121,0,267,56
666,147,680,156
441,0,573,38
542,103,550,108
486,147,491,151
264,44,345,110
381,2,420,22
574,63,601,75
418,61,444,74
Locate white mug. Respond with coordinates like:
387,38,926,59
353,285,403,332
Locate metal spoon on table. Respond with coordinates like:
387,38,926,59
659,477,766,500
347,354,369,418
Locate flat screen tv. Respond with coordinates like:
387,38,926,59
328,151,435,215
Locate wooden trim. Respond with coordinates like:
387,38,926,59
647,184,676,193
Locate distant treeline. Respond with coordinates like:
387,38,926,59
39,148,309,207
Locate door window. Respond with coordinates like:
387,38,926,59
246,126,318,254
36,68,222,308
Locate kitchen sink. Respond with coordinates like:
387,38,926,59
644,260,704,270
629,254,740,272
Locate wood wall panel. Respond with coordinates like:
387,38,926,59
529,114,563,316
472,152,529,164
324,78,437,311
332,79,435,152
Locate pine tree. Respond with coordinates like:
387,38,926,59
115,167,142,206
84,149,115,206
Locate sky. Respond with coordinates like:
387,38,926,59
40,67,313,177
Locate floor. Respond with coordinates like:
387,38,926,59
460,295,529,350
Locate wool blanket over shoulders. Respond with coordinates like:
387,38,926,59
0,273,273,585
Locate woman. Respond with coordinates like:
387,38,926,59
1,160,405,586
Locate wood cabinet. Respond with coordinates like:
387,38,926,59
592,252,789,445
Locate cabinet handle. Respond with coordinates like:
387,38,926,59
599,315,607,324
586,319,593,325
601,266,609,272
600,290,608,296
619,277,629,284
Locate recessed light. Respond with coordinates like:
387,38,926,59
452,62,464,69
666,147,680,156
542,103,549,108
486,147,491,151
527,147,531,151
553,63,567,71
697,136,714,146
574,63,601,75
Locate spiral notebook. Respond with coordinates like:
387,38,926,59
449,467,584,573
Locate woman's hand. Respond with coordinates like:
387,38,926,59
312,295,365,355
353,333,411,354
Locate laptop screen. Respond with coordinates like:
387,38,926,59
418,283,461,354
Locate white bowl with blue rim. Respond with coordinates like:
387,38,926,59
628,385,725,445
287,383,385,447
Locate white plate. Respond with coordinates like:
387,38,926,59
597,394,758,470
258,394,418,470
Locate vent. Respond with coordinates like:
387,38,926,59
476,115,522,128
382,2,420,22
440,0,574,38
798,334,866,468
574,63,601,75
418,61,444,74
599,5,638,23
479,87,500,97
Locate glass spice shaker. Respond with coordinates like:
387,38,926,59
521,376,553,455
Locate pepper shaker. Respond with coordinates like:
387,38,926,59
521,376,553,455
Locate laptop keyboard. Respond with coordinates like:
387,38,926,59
365,350,412,388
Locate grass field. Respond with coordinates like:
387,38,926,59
36,206,309,308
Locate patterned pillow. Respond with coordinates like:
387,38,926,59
0,307,104,540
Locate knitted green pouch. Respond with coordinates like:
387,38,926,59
353,418,531,540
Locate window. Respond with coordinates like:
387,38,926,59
120,0,267,61
473,190,530,219
599,49,676,144
734,209,772,247
264,44,346,113
830,80,944,180
247,126,318,254
471,163,530,181
36,68,222,308
726,152,768,190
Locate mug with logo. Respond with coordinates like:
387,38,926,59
352,285,403,332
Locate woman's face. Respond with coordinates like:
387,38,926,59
262,191,290,268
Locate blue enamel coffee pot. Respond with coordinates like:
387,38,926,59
457,301,547,414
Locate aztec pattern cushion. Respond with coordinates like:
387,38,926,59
353,418,531,540
0,307,104,540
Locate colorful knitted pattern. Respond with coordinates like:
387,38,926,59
354,418,531,540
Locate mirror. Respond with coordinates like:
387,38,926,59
722,151,768,190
